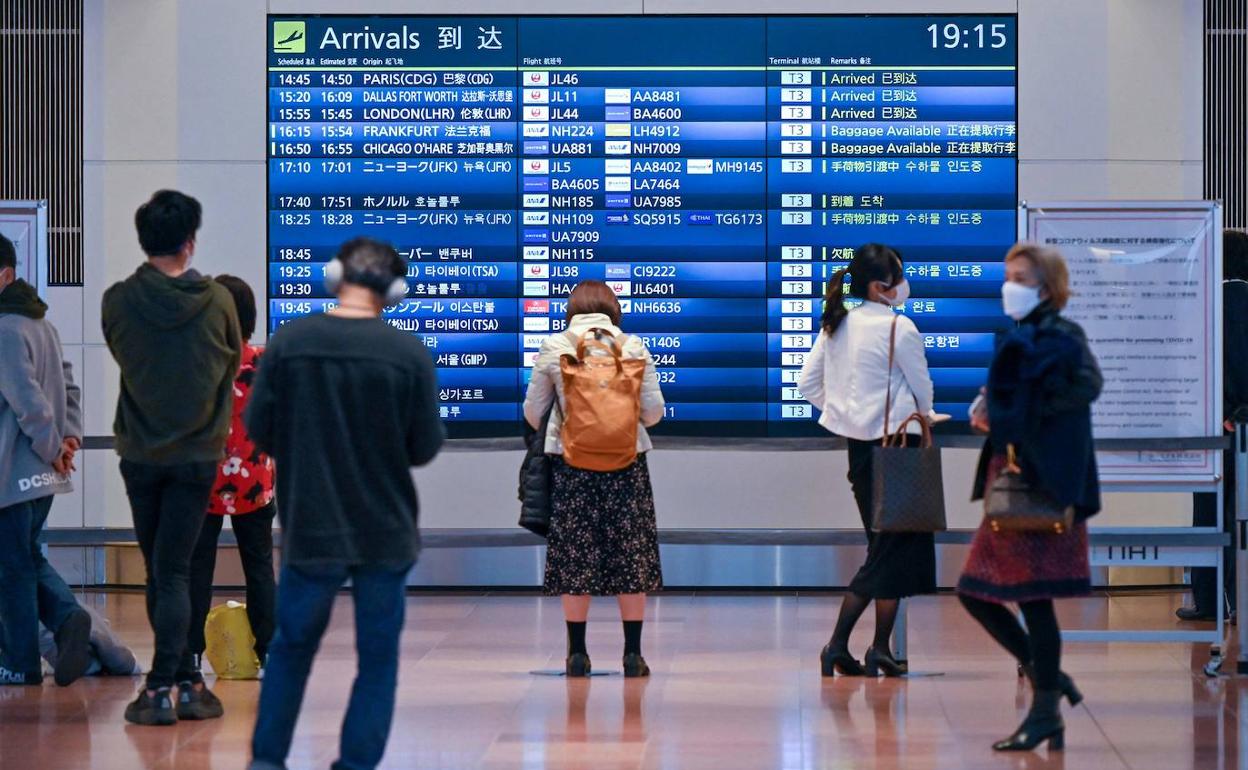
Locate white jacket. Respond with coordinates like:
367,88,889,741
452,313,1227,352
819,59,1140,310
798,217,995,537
523,312,665,454
797,301,934,441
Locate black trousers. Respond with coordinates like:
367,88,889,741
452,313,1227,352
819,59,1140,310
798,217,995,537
119,460,217,689
187,502,277,662
1191,447,1237,614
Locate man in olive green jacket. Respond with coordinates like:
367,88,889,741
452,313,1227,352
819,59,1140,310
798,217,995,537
102,189,240,726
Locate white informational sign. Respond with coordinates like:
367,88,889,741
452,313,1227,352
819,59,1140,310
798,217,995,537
1021,202,1223,484
0,200,47,289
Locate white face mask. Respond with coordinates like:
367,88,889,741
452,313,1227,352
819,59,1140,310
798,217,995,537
1001,281,1042,320
884,279,910,307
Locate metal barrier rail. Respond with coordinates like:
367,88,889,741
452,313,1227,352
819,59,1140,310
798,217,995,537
81,435,1234,452
40,526,1232,550
65,434,1238,670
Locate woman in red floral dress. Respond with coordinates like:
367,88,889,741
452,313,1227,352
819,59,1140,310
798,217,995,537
186,276,276,676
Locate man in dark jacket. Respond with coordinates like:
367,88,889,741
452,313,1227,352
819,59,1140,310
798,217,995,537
102,190,241,725
0,233,92,688
1180,229,1248,621
246,237,444,770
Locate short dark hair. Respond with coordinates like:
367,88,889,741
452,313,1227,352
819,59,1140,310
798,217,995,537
135,189,202,257
0,233,14,271
1226,229,1248,282
565,280,622,326
336,237,406,296
213,274,256,339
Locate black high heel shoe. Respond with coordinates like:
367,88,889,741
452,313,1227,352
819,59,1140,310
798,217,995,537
1020,663,1083,706
820,643,865,677
863,647,905,678
993,690,1065,752
566,652,592,677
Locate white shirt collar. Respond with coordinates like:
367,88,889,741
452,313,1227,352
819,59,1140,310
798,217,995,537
567,312,621,333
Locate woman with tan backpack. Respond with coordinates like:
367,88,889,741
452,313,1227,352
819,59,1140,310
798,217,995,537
522,280,666,678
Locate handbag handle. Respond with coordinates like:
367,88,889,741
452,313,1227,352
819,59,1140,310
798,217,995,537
885,412,934,448
1005,443,1021,473
570,328,625,375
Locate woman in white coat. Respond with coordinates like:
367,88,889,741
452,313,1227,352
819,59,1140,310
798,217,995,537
523,280,665,678
798,243,937,677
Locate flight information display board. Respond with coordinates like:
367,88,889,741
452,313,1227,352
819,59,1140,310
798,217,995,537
267,15,1017,438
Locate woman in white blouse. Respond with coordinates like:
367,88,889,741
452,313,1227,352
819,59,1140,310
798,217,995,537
798,243,937,678
523,280,665,678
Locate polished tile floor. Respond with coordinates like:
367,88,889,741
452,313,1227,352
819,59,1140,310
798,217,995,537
0,590,1238,770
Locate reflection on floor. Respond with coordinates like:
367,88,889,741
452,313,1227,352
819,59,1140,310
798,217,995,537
0,590,1237,769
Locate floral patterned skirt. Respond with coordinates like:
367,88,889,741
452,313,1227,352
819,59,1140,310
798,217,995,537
957,455,1091,603
543,454,663,596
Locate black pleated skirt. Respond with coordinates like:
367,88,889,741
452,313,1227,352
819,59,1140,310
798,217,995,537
845,437,938,599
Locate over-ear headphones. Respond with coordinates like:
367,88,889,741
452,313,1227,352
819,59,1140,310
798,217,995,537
323,243,409,307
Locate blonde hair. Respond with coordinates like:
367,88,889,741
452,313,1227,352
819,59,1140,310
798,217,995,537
1005,242,1071,309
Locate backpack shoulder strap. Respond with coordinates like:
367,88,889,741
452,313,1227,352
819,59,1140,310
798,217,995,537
561,329,581,359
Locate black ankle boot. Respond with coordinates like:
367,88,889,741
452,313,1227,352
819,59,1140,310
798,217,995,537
993,689,1064,751
820,643,865,677
1020,663,1083,706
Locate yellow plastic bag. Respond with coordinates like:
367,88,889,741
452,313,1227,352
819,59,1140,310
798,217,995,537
204,601,260,680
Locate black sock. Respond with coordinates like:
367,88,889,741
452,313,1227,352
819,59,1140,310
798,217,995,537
567,621,588,656
830,592,871,650
623,620,643,656
872,599,900,653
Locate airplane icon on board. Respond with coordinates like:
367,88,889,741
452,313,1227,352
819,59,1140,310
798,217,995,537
273,21,306,53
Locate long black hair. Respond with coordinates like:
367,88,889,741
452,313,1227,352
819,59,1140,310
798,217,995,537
820,243,904,336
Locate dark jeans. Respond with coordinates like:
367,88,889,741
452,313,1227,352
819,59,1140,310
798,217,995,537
252,562,411,770
188,502,277,663
0,496,81,676
1191,446,1237,614
119,459,217,689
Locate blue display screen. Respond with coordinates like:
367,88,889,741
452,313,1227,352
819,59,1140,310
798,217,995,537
267,15,1018,438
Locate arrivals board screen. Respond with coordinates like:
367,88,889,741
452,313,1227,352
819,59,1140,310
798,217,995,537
267,15,1018,438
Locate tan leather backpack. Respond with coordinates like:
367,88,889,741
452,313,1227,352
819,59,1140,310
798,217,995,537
559,329,646,472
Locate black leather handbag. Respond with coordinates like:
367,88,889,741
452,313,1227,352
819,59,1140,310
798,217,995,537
518,403,558,537
984,445,1075,534
870,317,947,533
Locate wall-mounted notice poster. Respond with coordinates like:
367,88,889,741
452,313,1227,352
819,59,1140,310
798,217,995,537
1022,202,1223,484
